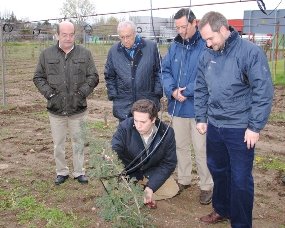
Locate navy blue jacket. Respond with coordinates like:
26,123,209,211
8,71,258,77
195,27,274,132
161,30,205,117
111,118,177,192
104,39,163,121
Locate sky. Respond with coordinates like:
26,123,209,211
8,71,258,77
1,0,285,22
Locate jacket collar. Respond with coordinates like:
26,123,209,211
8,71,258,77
117,37,146,52
174,28,201,47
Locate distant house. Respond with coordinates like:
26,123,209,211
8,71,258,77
130,16,176,42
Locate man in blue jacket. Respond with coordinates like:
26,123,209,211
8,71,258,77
112,99,179,208
195,11,274,227
160,8,213,205
104,20,162,122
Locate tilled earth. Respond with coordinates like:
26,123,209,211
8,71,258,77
0,72,284,227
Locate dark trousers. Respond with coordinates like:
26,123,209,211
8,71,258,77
207,123,254,228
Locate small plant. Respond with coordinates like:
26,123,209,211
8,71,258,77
88,141,154,227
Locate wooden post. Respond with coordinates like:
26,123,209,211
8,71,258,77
0,22,7,106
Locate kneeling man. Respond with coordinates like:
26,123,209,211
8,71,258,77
112,99,179,208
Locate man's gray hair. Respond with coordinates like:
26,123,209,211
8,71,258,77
117,20,137,34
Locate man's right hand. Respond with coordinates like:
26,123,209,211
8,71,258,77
144,186,157,209
196,123,207,135
172,87,186,102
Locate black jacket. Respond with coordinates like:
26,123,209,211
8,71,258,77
104,39,163,121
33,43,99,116
112,118,177,192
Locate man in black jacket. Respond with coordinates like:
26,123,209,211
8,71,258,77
33,21,99,185
104,20,163,122
112,99,179,207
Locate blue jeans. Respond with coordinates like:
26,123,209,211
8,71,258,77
207,123,254,228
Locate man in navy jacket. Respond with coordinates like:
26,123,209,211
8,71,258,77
104,21,162,122
112,99,179,207
195,11,274,227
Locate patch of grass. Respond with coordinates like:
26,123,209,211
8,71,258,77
255,155,285,171
0,186,89,227
269,59,285,85
33,110,49,120
87,120,106,130
269,112,285,122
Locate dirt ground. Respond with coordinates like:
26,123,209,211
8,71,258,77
0,66,285,227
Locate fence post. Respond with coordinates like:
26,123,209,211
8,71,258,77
0,22,7,106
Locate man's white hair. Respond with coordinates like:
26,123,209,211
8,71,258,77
117,20,137,34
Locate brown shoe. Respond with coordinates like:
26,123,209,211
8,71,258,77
200,211,227,224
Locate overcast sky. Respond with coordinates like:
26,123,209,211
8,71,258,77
1,0,285,22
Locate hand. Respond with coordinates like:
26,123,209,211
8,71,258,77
196,123,207,135
244,128,259,149
143,187,156,208
172,87,186,102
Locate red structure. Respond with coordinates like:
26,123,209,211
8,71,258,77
228,19,243,34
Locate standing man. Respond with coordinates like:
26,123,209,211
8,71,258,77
160,8,213,205
195,11,274,227
104,20,163,122
33,21,99,185
112,99,179,208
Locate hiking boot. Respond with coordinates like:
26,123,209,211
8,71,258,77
199,190,212,205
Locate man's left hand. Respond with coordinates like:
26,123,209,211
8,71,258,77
244,128,260,149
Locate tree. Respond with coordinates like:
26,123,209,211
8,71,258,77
94,16,119,42
60,0,95,26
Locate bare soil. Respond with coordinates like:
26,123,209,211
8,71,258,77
0,68,284,227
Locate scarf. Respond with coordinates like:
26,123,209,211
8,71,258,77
123,35,142,59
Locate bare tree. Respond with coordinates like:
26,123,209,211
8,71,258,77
60,0,95,25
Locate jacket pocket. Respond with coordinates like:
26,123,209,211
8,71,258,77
71,93,87,112
47,58,60,76
72,58,86,82
47,94,63,113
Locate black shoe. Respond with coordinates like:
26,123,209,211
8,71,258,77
75,175,88,184
199,190,213,205
177,183,191,194
55,175,69,185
